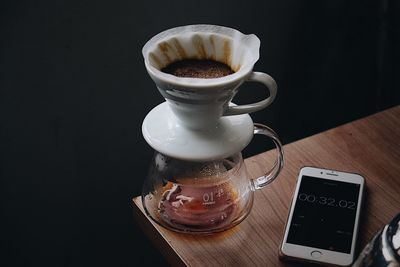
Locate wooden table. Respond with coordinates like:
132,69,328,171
132,106,400,267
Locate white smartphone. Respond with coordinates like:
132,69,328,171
280,166,365,266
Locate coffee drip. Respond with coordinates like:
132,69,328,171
140,25,284,233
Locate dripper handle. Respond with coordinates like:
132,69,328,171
251,123,284,190
224,72,277,116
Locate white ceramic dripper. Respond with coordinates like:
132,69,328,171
142,24,277,130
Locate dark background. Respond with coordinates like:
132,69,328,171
1,0,399,266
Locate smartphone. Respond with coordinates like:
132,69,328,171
280,166,365,266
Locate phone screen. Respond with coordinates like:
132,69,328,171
286,175,361,253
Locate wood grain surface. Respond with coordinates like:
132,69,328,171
132,106,400,267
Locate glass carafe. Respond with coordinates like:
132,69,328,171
142,124,283,234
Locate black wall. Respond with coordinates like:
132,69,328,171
1,0,399,266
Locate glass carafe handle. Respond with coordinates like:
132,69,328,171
251,123,284,190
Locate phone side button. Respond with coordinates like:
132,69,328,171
310,250,322,259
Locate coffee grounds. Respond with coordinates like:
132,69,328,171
161,59,234,78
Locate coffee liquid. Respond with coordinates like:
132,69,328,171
158,182,237,230
161,59,234,78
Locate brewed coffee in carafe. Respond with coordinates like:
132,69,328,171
144,153,252,231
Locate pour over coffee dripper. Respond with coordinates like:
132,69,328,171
140,25,284,233
142,24,277,130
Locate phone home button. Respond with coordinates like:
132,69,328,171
311,250,322,259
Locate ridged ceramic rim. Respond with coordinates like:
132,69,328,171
142,24,261,88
